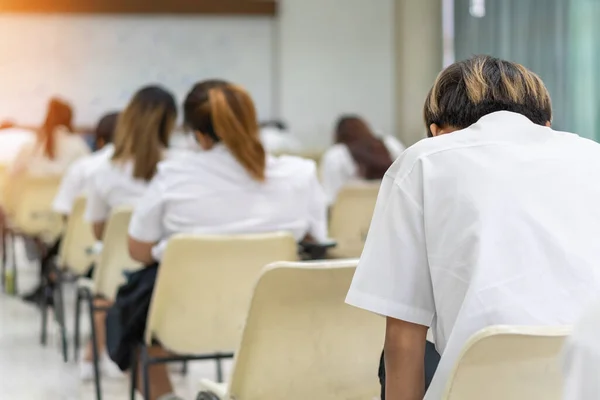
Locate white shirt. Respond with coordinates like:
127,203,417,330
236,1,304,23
128,145,328,261
320,135,405,204
260,127,302,154
345,111,600,399
85,156,153,223
52,144,114,215
563,300,600,400
0,127,35,164
10,127,90,176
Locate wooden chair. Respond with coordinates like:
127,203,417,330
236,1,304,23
442,325,571,400
135,232,298,400
328,182,380,258
197,259,384,400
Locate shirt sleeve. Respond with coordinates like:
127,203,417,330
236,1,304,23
128,175,166,243
306,170,329,243
345,169,435,327
84,173,111,223
320,145,357,206
53,160,86,215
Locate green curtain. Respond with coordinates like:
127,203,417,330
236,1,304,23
454,0,600,140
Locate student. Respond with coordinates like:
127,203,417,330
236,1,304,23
22,112,119,306
80,86,177,381
345,55,600,400
320,115,405,205
10,98,90,177
85,86,176,240
563,300,600,399
11,99,90,304
122,80,327,400
53,112,119,216
259,120,302,154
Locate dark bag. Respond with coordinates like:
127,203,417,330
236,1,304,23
106,264,158,371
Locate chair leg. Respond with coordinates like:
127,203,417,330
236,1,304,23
54,273,68,363
10,232,17,295
40,280,49,346
88,296,102,400
140,344,151,400
216,357,224,383
74,289,83,361
1,229,6,293
181,360,188,376
130,345,139,400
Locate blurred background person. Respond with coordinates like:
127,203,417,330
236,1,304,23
320,115,405,205
79,86,177,381
10,98,89,177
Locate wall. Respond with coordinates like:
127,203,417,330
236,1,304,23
277,0,395,150
394,0,443,146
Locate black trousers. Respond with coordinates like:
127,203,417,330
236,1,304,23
379,341,441,400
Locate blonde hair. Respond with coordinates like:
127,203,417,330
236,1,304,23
424,55,552,136
111,86,177,181
184,81,266,181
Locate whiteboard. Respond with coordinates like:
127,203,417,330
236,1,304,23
0,15,275,127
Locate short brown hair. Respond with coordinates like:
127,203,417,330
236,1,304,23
112,86,176,181
424,55,552,136
184,81,266,181
41,98,74,159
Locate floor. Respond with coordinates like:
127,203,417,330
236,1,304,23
0,240,231,400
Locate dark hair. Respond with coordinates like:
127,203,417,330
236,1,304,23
94,112,119,149
424,55,552,137
112,86,177,181
41,98,74,159
335,115,393,180
184,80,266,181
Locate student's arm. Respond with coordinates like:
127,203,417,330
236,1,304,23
128,175,165,265
345,163,434,396
92,222,105,241
306,163,329,243
320,146,356,206
127,236,157,265
84,173,111,240
52,159,87,216
385,317,428,400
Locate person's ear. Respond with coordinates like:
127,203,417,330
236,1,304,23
545,121,551,127
194,131,215,150
430,124,443,137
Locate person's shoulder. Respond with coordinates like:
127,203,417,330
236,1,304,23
269,154,318,178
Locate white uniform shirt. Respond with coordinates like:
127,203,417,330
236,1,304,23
0,128,35,164
128,145,328,261
85,156,153,223
52,144,114,215
345,111,600,399
260,127,302,154
563,301,600,400
320,135,405,204
11,127,90,176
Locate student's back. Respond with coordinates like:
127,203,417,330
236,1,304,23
136,147,325,260
11,99,89,176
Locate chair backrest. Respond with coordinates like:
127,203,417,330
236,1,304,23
93,206,140,300
329,182,380,258
11,175,64,238
145,232,298,354
57,197,97,274
228,260,384,400
443,326,571,400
